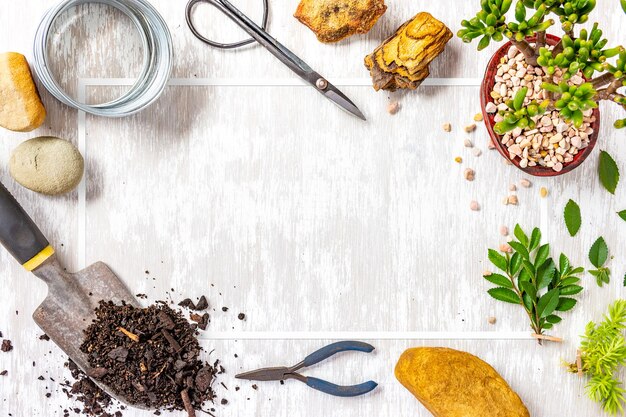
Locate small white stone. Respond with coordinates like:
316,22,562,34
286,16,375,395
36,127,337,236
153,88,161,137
464,138,473,148
473,148,482,157
485,102,497,113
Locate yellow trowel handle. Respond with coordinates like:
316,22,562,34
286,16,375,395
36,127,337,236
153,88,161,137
0,181,54,271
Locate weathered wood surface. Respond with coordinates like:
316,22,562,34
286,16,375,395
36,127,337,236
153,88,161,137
0,1,625,416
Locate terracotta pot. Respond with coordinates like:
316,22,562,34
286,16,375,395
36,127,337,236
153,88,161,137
480,34,601,177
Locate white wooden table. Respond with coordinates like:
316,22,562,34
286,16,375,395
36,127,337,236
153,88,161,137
1,1,625,416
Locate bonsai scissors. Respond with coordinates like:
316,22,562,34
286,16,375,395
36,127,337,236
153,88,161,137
185,0,366,120
235,341,378,397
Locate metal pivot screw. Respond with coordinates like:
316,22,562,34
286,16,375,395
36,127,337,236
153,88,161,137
316,78,328,90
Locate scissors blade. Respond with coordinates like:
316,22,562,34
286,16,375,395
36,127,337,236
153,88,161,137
321,84,366,121
235,367,291,381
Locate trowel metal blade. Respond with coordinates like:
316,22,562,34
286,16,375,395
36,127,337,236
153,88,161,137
31,255,141,406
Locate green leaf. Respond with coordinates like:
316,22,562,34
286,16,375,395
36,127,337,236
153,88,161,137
560,285,584,295
556,297,577,312
590,267,611,287
514,224,529,247
560,277,581,286
618,210,626,222
520,280,537,300
559,253,570,275
569,267,585,275
546,314,562,324
542,323,553,330
535,244,550,268
624,273,626,287
538,288,561,318
564,199,581,236
488,287,521,304
589,237,608,268
599,151,620,194
484,273,513,288
509,241,530,261
509,252,523,275
529,228,541,251
537,259,556,290
488,249,508,271
522,292,533,312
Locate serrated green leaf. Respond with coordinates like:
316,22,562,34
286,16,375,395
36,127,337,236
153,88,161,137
535,244,550,268
529,228,541,251
509,252,523,275
560,285,584,295
488,287,521,304
590,267,611,287
559,253,570,275
599,150,620,194
538,288,560,318
537,259,556,290
589,237,608,268
618,210,626,222
509,241,530,261
522,292,533,312
488,249,508,271
569,267,585,275
484,273,513,288
564,199,581,236
514,224,529,247
520,280,537,300
560,277,581,286
546,314,562,324
556,297,577,312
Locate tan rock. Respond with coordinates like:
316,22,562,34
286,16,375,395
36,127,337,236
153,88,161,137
0,52,46,132
9,136,84,195
294,0,386,43
395,347,529,417
364,12,452,91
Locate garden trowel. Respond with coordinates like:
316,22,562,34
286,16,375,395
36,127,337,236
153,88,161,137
0,180,140,404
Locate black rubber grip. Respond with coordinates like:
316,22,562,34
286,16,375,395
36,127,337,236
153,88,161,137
0,181,49,265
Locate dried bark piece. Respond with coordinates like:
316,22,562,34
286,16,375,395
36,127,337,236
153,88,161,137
364,12,452,91
395,347,529,417
294,0,386,43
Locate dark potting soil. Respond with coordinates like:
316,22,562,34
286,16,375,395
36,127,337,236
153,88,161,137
80,301,222,415
1,339,13,352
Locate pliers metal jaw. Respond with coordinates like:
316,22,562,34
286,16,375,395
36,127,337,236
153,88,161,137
235,341,378,397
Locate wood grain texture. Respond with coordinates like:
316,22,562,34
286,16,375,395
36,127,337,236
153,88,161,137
1,1,625,416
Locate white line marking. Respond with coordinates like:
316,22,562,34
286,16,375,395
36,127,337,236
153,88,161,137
77,80,87,270
80,77,482,87
197,331,534,341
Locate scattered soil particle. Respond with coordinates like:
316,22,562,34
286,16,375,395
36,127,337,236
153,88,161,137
237,313,246,321
1,339,13,352
0,370,7,376
195,296,209,311
80,301,221,413
190,313,210,331
221,307,229,312
39,333,50,341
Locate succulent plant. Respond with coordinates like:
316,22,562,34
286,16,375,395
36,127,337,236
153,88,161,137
458,0,512,50
551,0,596,33
494,87,550,134
542,82,598,127
461,1,626,133
506,4,554,42
538,24,623,79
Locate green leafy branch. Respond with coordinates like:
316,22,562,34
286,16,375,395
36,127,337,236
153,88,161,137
589,237,611,287
484,225,583,340
567,300,626,415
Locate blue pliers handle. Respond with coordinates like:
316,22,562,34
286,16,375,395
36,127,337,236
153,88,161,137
235,341,378,397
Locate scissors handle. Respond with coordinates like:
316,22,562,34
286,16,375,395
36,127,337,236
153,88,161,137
305,377,378,397
185,0,268,49
302,341,375,368
206,0,314,75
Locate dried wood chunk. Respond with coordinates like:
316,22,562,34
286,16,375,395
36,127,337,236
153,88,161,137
364,12,452,91
294,0,386,43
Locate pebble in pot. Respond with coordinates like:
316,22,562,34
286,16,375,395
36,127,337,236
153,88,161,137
9,136,84,195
